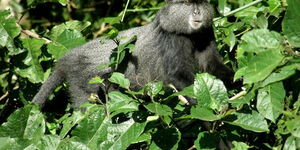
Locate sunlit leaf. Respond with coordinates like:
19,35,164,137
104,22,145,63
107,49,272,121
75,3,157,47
227,111,269,132
48,29,86,60
257,82,285,122
283,0,300,47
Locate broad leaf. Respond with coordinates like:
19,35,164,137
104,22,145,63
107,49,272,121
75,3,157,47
145,82,164,97
195,132,220,150
149,128,181,150
190,73,228,121
286,119,300,138
49,20,91,41
227,111,269,132
283,136,297,150
232,141,250,150
0,10,21,54
283,0,300,47
108,72,130,89
15,38,46,83
100,119,147,150
261,64,297,87
257,82,285,122
144,102,172,116
237,48,284,84
193,73,228,111
240,29,284,53
236,29,285,84
71,105,108,149
0,137,19,150
36,135,61,150
108,91,139,115
57,139,91,150
48,29,86,60
0,105,45,141
108,121,147,150
59,111,83,138
191,106,225,121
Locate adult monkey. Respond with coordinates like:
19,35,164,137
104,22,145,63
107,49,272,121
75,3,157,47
33,0,234,108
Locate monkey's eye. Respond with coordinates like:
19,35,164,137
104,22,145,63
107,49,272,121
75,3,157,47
183,0,193,6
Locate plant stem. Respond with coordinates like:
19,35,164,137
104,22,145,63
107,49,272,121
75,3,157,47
214,0,263,22
125,7,161,12
121,0,131,22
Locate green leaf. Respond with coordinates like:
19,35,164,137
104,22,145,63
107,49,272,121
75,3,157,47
193,73,228,112
191,106,225,121
190,73,228,121
71,105,108,149
149,128,181,150
107,91,139,115
227,111,269,133
283,0,300,47
145,82,164,97
0,105,45,141
194,131,220,150
256,15,268,29
232,141,250,150
260,64,297,87
36,135,61,150
108,121,147,150
173,85,196,99
101,17,121,25
88,76,104,84
242,30,281,48
15,38,46,83
144,102,173,116
108,72,130,89
236,29,285,84
99,119,147,150
283,136,297,150
57,0,68,6
0,10,21,54
49,20,91,41
59,111,83,138
132,133,151,144
257,82,285,122
286,119,300,138
0,137,18,150
57,139,91,150
48,29,86,60
217,0,230,15
238,49,285,84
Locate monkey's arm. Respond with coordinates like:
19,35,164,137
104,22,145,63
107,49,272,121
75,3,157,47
196,40,234,86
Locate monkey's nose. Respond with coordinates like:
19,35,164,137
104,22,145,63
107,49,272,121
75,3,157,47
193,9,200,15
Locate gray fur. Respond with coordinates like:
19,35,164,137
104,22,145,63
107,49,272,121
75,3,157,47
32,0,233,108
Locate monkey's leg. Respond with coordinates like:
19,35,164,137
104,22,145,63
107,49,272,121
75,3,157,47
32,69,65,107
68,83,91,108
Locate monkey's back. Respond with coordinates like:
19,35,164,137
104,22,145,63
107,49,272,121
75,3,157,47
54,23,156,92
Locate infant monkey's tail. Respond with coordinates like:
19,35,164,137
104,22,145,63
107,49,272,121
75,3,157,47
32,69,65,107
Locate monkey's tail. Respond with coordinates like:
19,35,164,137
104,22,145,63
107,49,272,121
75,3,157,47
32,68,65,107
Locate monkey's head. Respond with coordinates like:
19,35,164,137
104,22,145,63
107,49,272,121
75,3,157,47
159,0,214,34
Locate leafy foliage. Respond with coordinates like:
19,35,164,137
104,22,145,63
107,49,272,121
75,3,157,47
0,0,300,149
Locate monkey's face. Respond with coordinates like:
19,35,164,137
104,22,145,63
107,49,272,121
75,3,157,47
159,0,214,34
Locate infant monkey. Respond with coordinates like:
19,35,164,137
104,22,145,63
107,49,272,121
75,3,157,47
33,0,234,108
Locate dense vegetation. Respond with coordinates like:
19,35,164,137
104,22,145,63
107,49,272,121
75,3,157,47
0,0,299,149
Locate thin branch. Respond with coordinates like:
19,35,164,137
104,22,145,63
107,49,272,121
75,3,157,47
168,84,190,105
187,145,196,150
121,0,131,22
21,30,52,44
229,91,247,101
0,92,9,101
214,0,263,22
125,7,161,12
